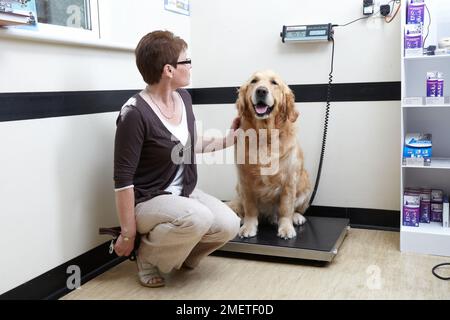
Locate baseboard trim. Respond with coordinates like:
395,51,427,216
306,206,400,231
0,241,125,300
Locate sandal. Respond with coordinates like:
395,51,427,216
136,256,165,288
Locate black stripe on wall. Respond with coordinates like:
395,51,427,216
0,90,138,122
191,81,401,104
0,81,400,122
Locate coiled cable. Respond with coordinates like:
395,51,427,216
309,36,335,206
432,263,450,280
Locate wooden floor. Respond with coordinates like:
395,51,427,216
62,228,450,300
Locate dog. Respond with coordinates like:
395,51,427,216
229,70,311,239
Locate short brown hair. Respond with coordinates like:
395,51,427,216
135,30,187,85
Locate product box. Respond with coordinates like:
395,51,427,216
431,203,443,222
443,196,449,228
406,0,425,24
403,193,420,227
420,188,431,223
404,24,423,56
431,189,443,203
403,133,432,165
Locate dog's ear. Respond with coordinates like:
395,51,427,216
236,83,251,118
283,86,298,123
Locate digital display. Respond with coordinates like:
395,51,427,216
288,31,306,38
309,30,327,36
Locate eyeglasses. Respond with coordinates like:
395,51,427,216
176,59,192,65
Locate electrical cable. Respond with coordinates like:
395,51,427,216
336,15,370,27
385,0,401,23
423,4,431,49
309,37,334,206
432,263,450,280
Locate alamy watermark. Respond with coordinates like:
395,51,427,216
170,120,281,176
66,265,81,290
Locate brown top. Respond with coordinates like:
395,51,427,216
113,89,197,205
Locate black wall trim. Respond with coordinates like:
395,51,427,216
190,81,401,104
0,90,138,122
0,81,400,122
307,206,400,231
0,241,125,300
0,206,398,300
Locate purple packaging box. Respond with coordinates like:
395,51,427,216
420,189,431,223
436,72,444,97
420,199,431,223
437,79,444,97
403,194,420,227
431,203,443,222
404,24,423,50
426,72,437,97
407,0,425,24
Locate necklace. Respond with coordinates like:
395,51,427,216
147,90,176,120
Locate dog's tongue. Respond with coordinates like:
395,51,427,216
255,104,268,114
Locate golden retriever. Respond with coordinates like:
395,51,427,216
229,70,311,239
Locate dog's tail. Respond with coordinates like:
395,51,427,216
225,198,244,218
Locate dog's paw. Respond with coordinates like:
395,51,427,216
239,223,258,238
293,213,307,226
277,223,296,239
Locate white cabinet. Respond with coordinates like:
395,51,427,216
400,0,450,256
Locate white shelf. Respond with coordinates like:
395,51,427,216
402,104,450,108
404,54,450,61
402,158,450,169
402,222,450,236
401,223,450,257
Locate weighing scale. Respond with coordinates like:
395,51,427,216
219,216,349,262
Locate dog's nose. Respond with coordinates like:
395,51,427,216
256,86,268,98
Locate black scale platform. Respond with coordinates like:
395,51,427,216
219,216,350,262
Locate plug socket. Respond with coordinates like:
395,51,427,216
380,4,391,16
363,0,374,15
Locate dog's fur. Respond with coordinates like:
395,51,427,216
229,70,311,239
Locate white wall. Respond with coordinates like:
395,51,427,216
191,0,401,210
0,1,189,294
98,0,191,54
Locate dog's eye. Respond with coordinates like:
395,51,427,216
250,79,257,84
271,80,278,85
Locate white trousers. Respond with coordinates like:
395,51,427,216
135,189,240,273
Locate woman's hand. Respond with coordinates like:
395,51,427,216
227,116,241,145
114,234,135,257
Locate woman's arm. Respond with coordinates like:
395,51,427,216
113,187,136,257
113,104,145,256
194,136,232,153
194,117,241,154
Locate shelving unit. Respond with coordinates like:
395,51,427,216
400,0,450,257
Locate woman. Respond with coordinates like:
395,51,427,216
113,30,241,287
